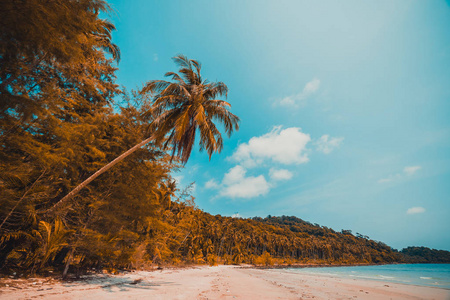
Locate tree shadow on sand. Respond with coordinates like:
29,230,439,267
62,274,177,293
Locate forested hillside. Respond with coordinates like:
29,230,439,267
400,247,450,263
141,204,401,267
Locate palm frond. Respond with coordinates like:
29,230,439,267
203,82,228,99
172,54,191,69
164,72,186,85
140,80,171,95
190,59,202,81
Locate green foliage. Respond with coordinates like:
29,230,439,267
400,247,450,263
253,252,273,266
147,205,401,267
0,1,174,275
35,218,69,269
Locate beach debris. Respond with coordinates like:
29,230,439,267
131,278,143,285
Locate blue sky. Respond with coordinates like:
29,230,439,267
107,0,450,251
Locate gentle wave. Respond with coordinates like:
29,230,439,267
285,264,450,289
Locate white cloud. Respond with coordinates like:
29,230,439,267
231,126,311,167
219,166,270,199
223,165,247,185
269,168,293,181
378,173,400,184
377,177,396,184
206,166,294,200
406,207,426,214
204,179,219,189
231,213,242,218
404,166,421,176
304,78,321,93
211,126,344,200
276,78,320,107
378,165,422,184
315,135,344,154
153,53,159,61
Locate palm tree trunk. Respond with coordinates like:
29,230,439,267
62,247,74,280
46,135,155,217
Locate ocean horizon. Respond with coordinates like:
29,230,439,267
285,264,450,289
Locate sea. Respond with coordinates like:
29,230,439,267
286,264,450,289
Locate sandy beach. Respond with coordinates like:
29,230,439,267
1,265,448,300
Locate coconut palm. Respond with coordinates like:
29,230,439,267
46,55,239,216
142,54,240,163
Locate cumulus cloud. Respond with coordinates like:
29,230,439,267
378,165,422,184
219,166,270,199
269,168,293,181
276,78,320,107
315,135,344,154
231,126,311,168
208,126,343,199
206,167,294,200
406,207,426,214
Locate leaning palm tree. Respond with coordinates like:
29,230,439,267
46,55,239,216
142,54,240,163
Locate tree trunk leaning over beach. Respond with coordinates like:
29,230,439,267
45,134,156,217
46,55,239,217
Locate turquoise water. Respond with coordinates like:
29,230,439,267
286,264,450,289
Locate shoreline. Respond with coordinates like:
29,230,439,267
246,261,450,270
1,265,449,299
3,261,446,280
243,262,396,270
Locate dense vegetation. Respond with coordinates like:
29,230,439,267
400,247,450,263
0,0,445,279
145,209,401,267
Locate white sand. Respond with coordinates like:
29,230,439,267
1,265,448,299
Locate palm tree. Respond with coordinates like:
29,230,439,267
46,55,239,216
142,54,240,163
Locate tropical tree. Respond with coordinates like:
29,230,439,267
0,0,121,268
46,55,239,216
141,54,240,163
